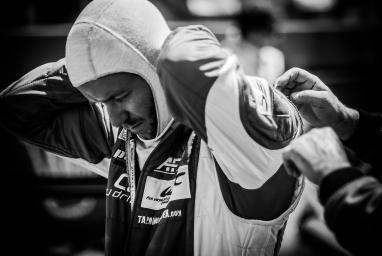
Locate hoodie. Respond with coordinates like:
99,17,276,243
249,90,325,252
65,0,172,138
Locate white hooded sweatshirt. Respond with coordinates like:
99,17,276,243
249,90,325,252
66,0,172,138
63,1,304,256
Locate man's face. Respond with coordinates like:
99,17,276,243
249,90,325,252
78,73,157,140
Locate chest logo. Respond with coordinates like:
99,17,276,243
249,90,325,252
141,166,191,210
154,157,182,175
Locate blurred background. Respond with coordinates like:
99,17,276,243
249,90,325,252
0,0,381,255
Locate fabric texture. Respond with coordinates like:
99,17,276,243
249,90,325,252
0,59,113,167
158,25,303,189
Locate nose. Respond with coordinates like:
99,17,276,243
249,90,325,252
104,101,127,127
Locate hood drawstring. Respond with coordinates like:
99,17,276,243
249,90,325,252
125,129,136,212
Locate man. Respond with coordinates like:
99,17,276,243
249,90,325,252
0,0,304,255
277,67,382,255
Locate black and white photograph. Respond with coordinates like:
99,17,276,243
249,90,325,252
0,0,381,255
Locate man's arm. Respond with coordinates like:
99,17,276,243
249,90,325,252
157,25,302,189
343,110,382,169
319,168,382,255
282,127,382,255
275,68,382,167
275,67,359,140
0,59,113,165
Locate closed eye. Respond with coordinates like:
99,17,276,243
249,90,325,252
104,91,130,104
114,91,130,102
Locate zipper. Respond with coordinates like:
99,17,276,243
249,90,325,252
125,130,136,213
123,125,178,253
125,125,176,213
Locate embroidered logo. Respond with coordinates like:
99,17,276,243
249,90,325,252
141,166,191,210
154,157,182,175
113,149,126,160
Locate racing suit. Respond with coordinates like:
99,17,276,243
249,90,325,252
0,0,304,255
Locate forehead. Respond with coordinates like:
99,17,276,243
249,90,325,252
78,72,150,101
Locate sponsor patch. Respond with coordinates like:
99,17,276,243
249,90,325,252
154,157,182,175
113,149,126,159
141,166,191,210
105,172,131,202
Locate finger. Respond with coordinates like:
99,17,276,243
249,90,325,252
199,59,226,71
283,158,301,178
282,146,297,176
275,68,317,91
290,90,327,106
274,68,298,90
275,85,291,97
301,117,313,133
282,146,309,176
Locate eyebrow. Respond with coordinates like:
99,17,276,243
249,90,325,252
84,88,129,104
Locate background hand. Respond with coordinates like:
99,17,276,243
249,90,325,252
275,68,359,140
282,127,351,184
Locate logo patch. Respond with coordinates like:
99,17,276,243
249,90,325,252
141,166,191,210
154,157,182,175
113,149,126,159
106,172,131,202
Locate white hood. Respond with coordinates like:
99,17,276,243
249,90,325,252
65,0,172,138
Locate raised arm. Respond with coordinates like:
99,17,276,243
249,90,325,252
0,59,113,166
157,25,302,189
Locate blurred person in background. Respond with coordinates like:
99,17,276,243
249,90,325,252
0,0,306,255
221,3,285,84
277,67,382,255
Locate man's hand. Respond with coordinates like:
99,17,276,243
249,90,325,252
282,127,351,184
275,68,359,140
